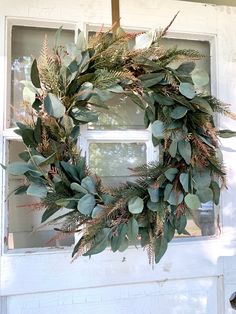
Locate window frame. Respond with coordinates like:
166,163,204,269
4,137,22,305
0,18,220,256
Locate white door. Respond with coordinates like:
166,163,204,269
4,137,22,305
1,1,236,313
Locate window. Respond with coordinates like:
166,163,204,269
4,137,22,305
3,22,75,250
2,23,217,252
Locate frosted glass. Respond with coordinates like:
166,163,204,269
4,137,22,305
89,143,147,185
10,26,74,127
88,95,145,130
7,140,74,249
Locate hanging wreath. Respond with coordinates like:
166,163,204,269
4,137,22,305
6,20,236,264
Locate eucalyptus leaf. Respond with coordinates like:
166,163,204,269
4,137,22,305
8,162,30,175
128,196,144,214
177,62,195,74
140,73,165,88
211,181,220,205
170,106,188,119
164,168,178,182
193,169,211,188
180,172,189,193
78,194,96,216
164,183,173,201
191,69,209,86
197,187,213,203
167,190,184,206
155,236,168,264
154,93,174,106
147,187,159,202
44,93,65,118
152,120,164,139
164,221,175,242
31,59,41,88
184,193,201,210
26,183,48,198
70,182,87,194
127,217,139,242
81,176,96,194
83,228,110,256
168,141,177,157
179,82,195,99
92,205,104,218
178,140,191,164
147,200,158,212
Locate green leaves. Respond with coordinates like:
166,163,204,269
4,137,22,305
170,106,188,119
44,93,65,118
128,196,144,214
184,194,201,210
148,187,159,202
152,120,164,139
27,183,48,198
218,130,236,138
81,176,96,194
78,194,96,216
31,59,41,88
178,140,191,164
164,168,178,182
179,82,195,99
83,228,110,256
191,69,209,86
7,162,30,175
140,72,165,88
155,236,168,264
127,217,139,242
180,172,189,192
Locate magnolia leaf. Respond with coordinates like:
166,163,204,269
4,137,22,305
197,187,213,203
23,86,35,105
127,217,139,242
54,26,63,50
211,181,220,205
128,196,144,214
147,187,159,202
164,168,178,182
41,206,61,223
92,205,104,218
76,82,93,101
83,228,110,256
152,120,164,139
178,140,191,164
180,172,189,193
44,93,65,118
168,141,177,157
184,193,201,210
126,92,146,110
81,176,96,194
26,183,48,198
134,32,153,50
218,130,236,138
8,162,30,175
191,69,209,86
170,106,188,119
179,82,195,99
31,59,41,88
155,236,168,264
177,62,195,74
70,182,87,194
78,194,96,216
108,84,124,93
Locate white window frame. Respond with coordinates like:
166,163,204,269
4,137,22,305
0,18,219,257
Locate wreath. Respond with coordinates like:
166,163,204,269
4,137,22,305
6,22,236,264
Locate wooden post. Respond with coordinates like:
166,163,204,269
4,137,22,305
111,0,120,34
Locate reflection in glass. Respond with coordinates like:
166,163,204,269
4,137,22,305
89,142,146,185
10,26,74,126
89,95,145,130
7,140,74,249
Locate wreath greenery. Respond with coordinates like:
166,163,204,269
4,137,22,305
6,22,236,264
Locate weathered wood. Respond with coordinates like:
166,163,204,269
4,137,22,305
111,0,120,33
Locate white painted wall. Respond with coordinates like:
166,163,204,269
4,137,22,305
1,1,236,313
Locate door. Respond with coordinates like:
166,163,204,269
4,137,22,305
1,1,236,313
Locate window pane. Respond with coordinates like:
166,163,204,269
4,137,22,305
10,26,74,127
88,95,145,130
161,37,211,94
7,140,74,249
88,142,147,185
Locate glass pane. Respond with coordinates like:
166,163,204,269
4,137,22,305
7,140,74,250
88,142,147,185
88,95,145,130
10,26,74,127
161,37,211,94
